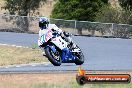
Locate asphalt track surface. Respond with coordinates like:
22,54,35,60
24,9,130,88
0,32,132,72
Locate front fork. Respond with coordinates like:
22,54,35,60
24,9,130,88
45,45,57,53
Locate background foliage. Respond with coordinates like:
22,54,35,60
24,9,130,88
4,0,47,16
51,0,108,21
119,0,132,11
4,0,47,31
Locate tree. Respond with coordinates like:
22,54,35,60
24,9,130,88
4,0,47,16
95,6,132,24
4,0,47,31
116,0,132,24
119,0,132,10
51,0,108,21
95,6,132,38
51,0,108,34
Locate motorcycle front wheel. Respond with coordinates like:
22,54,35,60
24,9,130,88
74,45,84,65
45,45,61,66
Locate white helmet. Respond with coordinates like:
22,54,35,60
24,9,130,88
39,17,49,29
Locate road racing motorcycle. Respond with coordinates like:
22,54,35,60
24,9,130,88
38,29,84,66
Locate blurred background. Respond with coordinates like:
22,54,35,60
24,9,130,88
0,0,132,38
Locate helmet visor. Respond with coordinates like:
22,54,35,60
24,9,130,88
39,22,48,28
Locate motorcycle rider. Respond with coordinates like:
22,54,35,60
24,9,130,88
38,17,75,49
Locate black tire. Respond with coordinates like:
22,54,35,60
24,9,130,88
74,45,84,65
76,75,87,85
45,46,61,66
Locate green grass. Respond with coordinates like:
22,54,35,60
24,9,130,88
30,43,38,49
0,45,47,66
26,79,132,88
18,81,132,88
29,83,61,88
90,84,132,88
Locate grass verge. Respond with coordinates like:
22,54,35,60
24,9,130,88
0,45,47,66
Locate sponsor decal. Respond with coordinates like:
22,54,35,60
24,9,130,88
76,66,131,85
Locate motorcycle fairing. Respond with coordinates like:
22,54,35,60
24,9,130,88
51,36,68,50
40,30,53,44
72,48,81,52
61,48,76,63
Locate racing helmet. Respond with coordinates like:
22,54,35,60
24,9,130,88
39,17,49,29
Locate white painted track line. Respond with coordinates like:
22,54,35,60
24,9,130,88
0,62,51,69
0,43,29,48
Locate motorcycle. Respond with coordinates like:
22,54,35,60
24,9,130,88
38,29,84,66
